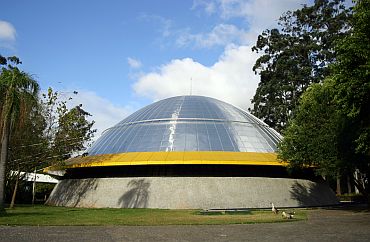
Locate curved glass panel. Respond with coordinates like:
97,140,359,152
87,96,282,155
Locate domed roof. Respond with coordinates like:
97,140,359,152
87,96,281,155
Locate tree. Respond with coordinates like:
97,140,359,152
0,70,96,208
3,87,96,208
53,104,96,161
251,0,351,132
278,0,370,204
331,0,370,200
41,88,96,165
0,56,40,209
0,55,96,208
278,80,346,176
6,102,46,207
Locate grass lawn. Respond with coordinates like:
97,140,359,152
0,205,307,226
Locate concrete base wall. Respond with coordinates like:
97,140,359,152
46,177,338,209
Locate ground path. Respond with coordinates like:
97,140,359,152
1,207,369,241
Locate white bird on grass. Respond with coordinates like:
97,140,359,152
271,203,279,214
282,211,294,219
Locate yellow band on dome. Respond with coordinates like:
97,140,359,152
44,151,286,172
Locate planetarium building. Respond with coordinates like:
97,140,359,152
46,96,338,208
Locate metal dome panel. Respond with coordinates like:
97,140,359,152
87,96,281,155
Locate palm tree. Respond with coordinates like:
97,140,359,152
0,57,40,209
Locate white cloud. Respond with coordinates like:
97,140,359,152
218,0,304,33
177,24,248,48
133,44,259,110
138,13,172,37
65,90,134,139
190,0,305,45
139,1,302,50
0,20,16,49
132,0,308,110
205,0,304,25
192,0,216,15
0,20,16,41
127,57,142,69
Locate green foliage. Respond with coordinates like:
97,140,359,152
337,193,367,203
54,104,96,160
331,0,370,157
0,57,40,208
278,81,344,177
35,183,55,194
251,0,351,132
7,103,47,171
5,106,47,204
41,88,96,164
0,55,6,65
278,0,370,200
0,59,40,125
332,0,370,197
0,56,96,207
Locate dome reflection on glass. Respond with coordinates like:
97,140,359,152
87,96,282,155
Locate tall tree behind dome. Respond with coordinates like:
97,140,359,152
40,87,97,165
0,55,96,208
0,56,40,209
330,0,370,202
278,0,370,205
250,0,352,132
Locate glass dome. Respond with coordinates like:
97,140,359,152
87,96,281,155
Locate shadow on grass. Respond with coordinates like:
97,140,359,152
313,203,370,213
0,212,49,217
198,210,252,215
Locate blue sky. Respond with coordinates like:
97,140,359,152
1,0,311,137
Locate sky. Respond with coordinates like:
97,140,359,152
0,0,311,138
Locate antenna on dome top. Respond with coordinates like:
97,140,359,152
190,77,192,96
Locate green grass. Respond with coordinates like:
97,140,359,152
0,205,307,226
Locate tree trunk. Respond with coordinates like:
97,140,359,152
336,174,341,195
347,175,352,194
32,169,36,205
354,170,360,194
9,170,20,209
0,117,10,210
353,176,370,207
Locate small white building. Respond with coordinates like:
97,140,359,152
10,170,58,183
